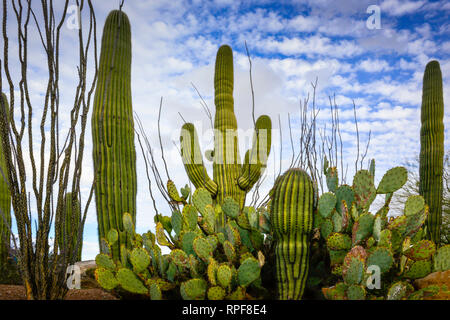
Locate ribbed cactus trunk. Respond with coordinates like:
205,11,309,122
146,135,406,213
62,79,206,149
270,168,314,300
419,60,444,244
59,193,82,261
92,10,136,259
212,45,244,207
180,45,272,211
0,93,11,268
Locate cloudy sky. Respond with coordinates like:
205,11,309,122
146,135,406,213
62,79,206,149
1,0,449,260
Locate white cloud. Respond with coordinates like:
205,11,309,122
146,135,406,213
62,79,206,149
287,15,320,32
256,35,364,58
358,59,392,72
380,0,425,16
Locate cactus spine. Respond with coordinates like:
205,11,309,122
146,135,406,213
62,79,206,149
59,193,82,261
270,168,314,300
180,45,272,210
0,93,11,267
92,10,136,259
419,60,444,244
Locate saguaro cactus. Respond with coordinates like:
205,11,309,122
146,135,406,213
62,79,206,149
180,45,272,210
419,60,444,244
0,93,11,267
59,193,82,261
92,10,136,259
270,168,314,300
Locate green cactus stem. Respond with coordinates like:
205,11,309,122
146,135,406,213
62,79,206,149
92,10,137,259
58,193,82,261
270,168,314,300
0,93,11,268
419,60,444,244
180,45,272,210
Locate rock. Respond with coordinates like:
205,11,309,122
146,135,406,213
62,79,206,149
75,260,97,275
415,270,450,289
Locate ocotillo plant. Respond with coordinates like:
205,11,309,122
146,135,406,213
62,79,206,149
180,45,272,211
92,10,137,259
419,60,444,244
0,93,11,268
270,168,314,300
58,193,82,262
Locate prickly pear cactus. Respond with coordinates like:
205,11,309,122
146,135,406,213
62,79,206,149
317,160,449,300
94,185,272,300
270,168,314,300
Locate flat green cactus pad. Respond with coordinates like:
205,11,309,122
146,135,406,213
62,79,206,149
95,253,116,271
322,282,348,300
237,257,260,287
150,283,162,300
116,268,148,295
193,236,213,261
171,210,183,236
404,260,432,279
404,195,425,216
182,205,198,231
433,245,450,272
171,249,189,268
222,196,240,219
342,246,367,285
207,286,226,300
335,185,355,214
223,240,236,262
329,250,347,266
332,211,343,233
217,264,233,288
403,240,436,261
181,278,207,300
366,247,393,274
320,219,334,240
326,233,352,251
207,258,218,285
95,268,118,290
130,247,151,273
318,192,336,218
123,212,135,234
107,229,119,246
167,180,185,203
386,281,414,300
352,170,376,211
346,284,366,300
376,167,408,194
181,231,198,256
192,188,213,216
352,212,375,245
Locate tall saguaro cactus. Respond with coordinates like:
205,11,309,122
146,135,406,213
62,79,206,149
180,45,272,209
270,168,314,300
419,60,445,244
0,93,11,267
92,10,136,259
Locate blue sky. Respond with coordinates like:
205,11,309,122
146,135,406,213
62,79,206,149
2,0,449,260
